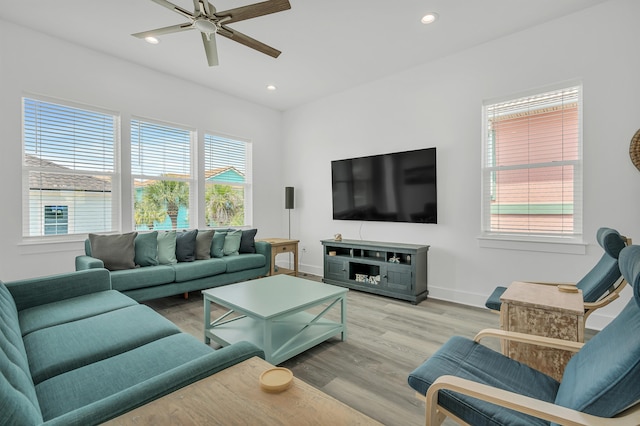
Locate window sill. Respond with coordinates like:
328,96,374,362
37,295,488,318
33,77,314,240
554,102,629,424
477,235,587,255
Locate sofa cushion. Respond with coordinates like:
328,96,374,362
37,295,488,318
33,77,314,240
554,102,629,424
196,229,215,260
35,337,261,423
89,232,138,271
18,290,138,337
173,258,227,282
24,305,181,384
239,229,258,253
223,253,267,273
0,281,44,424
157,231,177,265
211,231,227,258
176,229,198,262
223,229,242,256
109,265,176,293
135,231,159,267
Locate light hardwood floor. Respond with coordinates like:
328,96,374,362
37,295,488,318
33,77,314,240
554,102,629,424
143,275,587,425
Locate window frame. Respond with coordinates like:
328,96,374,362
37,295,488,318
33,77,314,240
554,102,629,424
479,83,584,252
21,95,120,242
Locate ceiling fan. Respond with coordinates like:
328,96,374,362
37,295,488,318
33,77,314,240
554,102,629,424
132,0,291,66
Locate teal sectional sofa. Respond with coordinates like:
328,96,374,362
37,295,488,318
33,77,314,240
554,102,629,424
75,230,271,302
1,268,264,425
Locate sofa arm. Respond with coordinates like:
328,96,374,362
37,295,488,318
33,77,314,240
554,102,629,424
6,269,112,311
43,341,265,426
254,241,271,260
75,255,104,271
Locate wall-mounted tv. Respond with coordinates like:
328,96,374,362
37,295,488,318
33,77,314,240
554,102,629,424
331,147,437,224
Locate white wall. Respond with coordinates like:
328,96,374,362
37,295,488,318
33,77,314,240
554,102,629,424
283,0,640,329
0,20,285,281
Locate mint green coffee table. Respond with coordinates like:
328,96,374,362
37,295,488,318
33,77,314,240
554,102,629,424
203,275,348,365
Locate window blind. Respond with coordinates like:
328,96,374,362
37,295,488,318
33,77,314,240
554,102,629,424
131,119,192,230
482,86,582,237
204,134,251,227
23,97,117,237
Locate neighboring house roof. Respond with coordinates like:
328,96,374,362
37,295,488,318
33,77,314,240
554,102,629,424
205,166,244,182
26,155,112,192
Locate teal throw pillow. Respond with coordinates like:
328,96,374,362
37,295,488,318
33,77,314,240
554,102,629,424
211,231,227,258
239,229,258,253
223,229,242,256
176,229,198,262
134,231,158,267
157,230,177,265
88,232,138,271
196,229,214,260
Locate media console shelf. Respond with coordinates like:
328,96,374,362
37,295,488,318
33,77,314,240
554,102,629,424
321,239,429,304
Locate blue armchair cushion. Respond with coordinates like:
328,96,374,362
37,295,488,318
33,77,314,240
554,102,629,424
484,286,507,311
134,231,159,267
408,335,559,426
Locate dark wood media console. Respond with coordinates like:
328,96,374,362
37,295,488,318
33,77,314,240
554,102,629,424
321,239,429,304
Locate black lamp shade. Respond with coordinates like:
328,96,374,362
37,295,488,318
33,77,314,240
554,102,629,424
285,187,294,209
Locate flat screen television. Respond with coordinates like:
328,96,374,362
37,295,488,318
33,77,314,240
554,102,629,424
331,147,437,224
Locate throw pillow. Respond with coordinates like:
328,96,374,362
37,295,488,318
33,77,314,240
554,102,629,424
211,231,227,258
176,229,198,262
223,229,242,256
157,230,177,265
134,231,159,267
239,229,258,254
89,232,137,271
196,229,214,260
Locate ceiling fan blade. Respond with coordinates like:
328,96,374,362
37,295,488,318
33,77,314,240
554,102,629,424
192,0,216,17
215,0,291,24
201,33,219,66
132,22,193,39
151,0,194,20
218,26,281,58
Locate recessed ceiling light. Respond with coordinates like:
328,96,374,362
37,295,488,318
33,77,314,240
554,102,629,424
421,12,439,24
266,85,277,91
144,36,159,44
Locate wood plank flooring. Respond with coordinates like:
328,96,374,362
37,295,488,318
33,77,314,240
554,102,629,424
143,275,587,425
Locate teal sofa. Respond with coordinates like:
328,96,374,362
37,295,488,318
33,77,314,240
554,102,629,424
1,268,264,425
75,232,271,302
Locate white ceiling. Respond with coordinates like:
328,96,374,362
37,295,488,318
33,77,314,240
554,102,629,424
0,0,609,111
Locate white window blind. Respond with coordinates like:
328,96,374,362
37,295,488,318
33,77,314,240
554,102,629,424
131,119,193,230
204,134,252,227
22,97,117,238
481,85,582,238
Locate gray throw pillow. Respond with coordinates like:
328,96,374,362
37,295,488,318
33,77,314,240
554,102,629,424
239,229,258,253
89,232,137,271
196,230,214,260
223,229,242,256
157,231,177,265
134,231,158,267
211,231,227,258
176,229,198,262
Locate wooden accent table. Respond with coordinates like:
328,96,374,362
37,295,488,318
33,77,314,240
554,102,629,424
257,238,299,276
500,281,584,381
104,356,380,425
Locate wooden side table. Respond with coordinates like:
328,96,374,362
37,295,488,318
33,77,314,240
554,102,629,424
257,238,299,277
500,281,584,381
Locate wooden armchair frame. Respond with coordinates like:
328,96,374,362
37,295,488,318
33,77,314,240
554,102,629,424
418,329,640,426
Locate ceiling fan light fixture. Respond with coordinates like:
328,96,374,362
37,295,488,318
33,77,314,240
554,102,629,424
144,36,160,44
266,84,277,91
194,18,218,34
421,12,439,24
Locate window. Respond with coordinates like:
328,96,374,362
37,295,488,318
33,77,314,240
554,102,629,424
23,97,117,238
204,134,252,227
481,85,582,240
131,119,193,230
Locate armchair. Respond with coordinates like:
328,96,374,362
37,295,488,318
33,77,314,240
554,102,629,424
485,227,629,321
408,244,640,426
